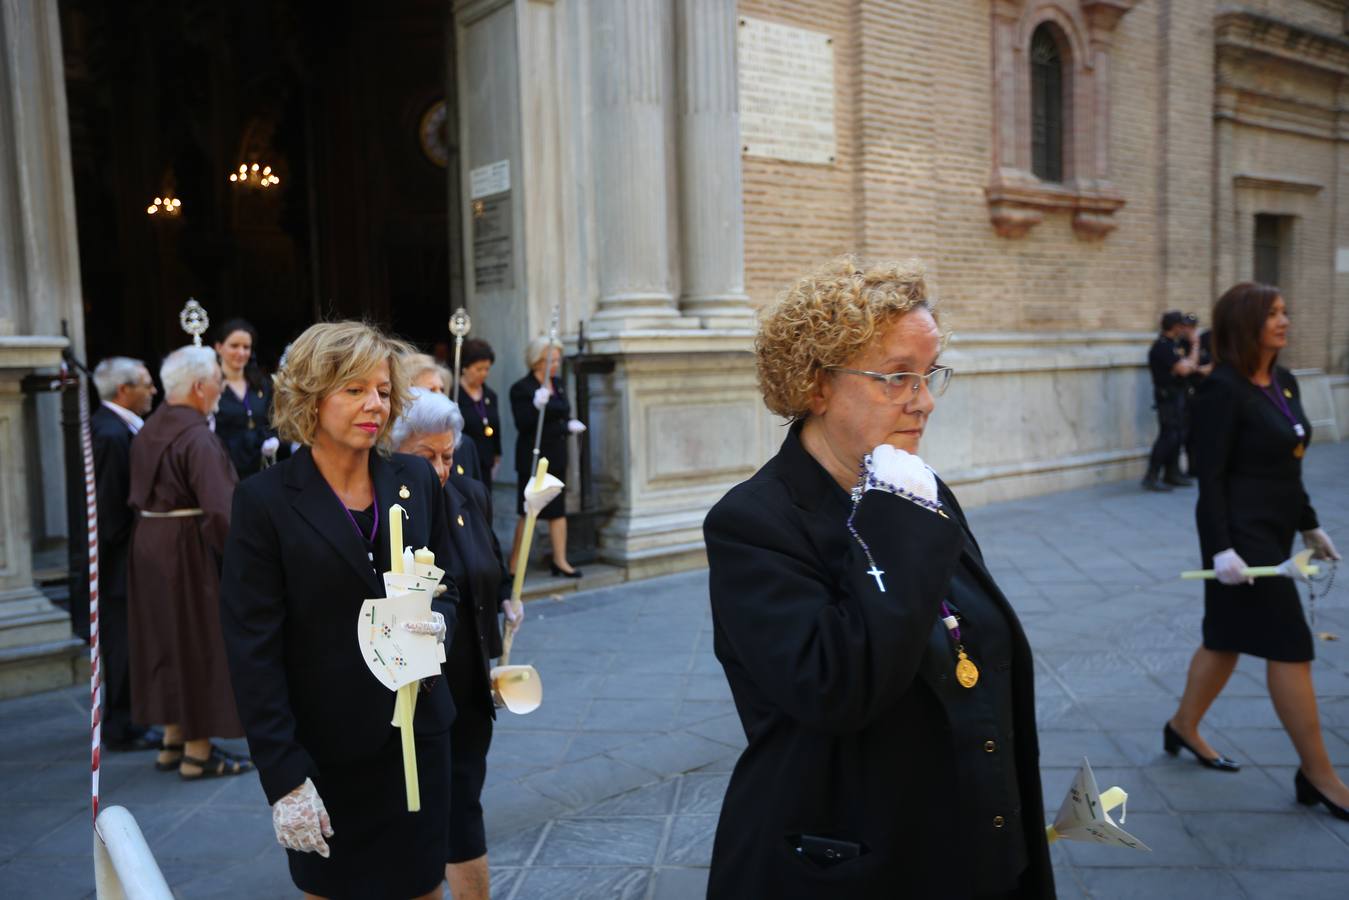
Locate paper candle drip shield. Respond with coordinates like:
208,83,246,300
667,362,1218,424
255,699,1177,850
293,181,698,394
1045,757,1150,851
355,499,446,813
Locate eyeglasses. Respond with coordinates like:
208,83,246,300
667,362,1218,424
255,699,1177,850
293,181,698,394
825,365,953,401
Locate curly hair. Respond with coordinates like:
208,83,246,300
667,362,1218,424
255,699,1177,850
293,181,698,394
755,256,935,419
271,321,415,454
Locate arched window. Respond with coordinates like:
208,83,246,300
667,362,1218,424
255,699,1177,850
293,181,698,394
1030,24,1065,183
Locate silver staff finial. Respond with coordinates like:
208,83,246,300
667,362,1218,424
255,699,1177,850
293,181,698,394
179,298,209,347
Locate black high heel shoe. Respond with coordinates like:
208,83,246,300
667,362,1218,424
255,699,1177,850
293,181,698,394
1295,769,1349,821
549,562,582,579
1162,722,1241,771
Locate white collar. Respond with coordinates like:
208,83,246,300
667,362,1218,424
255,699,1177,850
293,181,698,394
101,400,145,435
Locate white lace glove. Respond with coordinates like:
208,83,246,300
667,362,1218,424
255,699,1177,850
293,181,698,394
1302,528,1342,562
567,418,587,435
261,436,280,459
272,778,333,858
401,610,447,644
532,386,551,411
1213,548,1253,586
502,599,523,630
864,444,939,510
522,472,564,516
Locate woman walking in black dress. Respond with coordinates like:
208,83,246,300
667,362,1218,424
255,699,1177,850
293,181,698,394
221,322,457,899
507,336,585,578
1165,282,1346,820
213,318,279,477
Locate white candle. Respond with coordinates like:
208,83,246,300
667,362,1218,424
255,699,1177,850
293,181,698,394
389,504,406,574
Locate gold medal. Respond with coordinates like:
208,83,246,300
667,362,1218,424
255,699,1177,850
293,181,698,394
399,485,411,499
484,425,494,437
1293,443,1305,459
955,647,979,689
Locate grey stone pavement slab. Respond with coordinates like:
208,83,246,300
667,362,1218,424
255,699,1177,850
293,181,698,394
1,441,1347,898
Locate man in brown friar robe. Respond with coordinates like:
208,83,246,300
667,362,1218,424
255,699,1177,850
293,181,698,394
127,346,253,779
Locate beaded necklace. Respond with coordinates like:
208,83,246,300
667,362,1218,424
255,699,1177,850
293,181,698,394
844,462,978,688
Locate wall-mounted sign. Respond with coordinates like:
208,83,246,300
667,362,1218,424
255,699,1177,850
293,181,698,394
472,191,513,291
737,17,836,165
469,160,511,200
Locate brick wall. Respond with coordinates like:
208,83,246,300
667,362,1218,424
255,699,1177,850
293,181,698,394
738,0,1346,376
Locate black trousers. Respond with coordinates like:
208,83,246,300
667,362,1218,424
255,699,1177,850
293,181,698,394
1147,392,1185,478
100,591,144,742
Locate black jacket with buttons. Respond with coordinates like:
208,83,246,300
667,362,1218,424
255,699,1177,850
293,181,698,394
703,424,1053,899
443,472,508,709
220,447,459,804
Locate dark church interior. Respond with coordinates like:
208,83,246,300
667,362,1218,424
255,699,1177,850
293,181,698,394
58,0,462,371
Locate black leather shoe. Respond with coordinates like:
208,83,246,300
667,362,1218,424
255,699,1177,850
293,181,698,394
106,726,165,753
1295,769,1349,821
549,562,582,579
1141,476,1173,493
1163,473,1194,487
1163,722,1240,771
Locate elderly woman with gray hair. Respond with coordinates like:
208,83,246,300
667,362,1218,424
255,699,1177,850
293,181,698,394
508,335,586,578
394,387,515,900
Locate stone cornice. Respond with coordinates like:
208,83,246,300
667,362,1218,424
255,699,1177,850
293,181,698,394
985,177,1126,239
1215,9,1349,78
0,336,68,372
1233,173,1324,195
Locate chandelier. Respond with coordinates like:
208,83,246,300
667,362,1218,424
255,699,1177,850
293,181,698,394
229,163,280,188
146,195,182,217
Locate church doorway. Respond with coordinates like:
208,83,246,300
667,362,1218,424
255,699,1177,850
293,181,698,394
58,0,462,371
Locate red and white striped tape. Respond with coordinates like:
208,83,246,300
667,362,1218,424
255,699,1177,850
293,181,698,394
75,365,103,820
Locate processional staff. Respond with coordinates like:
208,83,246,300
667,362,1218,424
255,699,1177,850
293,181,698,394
449,307,471,403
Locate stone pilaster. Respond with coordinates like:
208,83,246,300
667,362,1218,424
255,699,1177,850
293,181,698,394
674,0,752,328
589,0,689,330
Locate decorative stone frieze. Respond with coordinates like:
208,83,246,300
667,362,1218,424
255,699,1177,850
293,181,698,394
986,0,1137,239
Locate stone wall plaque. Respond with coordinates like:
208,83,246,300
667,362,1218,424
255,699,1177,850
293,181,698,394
469,159,511,200
471,192,513,291
737,16,836,165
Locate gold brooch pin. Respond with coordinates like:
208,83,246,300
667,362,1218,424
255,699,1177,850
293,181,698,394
399,485,410,500
1284,389,1293,399
456,465,464,475
456,514,465,527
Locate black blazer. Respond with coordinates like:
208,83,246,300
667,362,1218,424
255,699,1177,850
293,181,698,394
509,374,569,477
703,426,1053,900
453,435,487,489
1193,364,1318,562
221,447,459,804
444,473,508,690
91,405,136,601
215,378,276,478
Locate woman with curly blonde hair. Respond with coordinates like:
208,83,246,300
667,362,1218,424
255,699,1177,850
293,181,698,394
221,321,459,900
704,258,1053,899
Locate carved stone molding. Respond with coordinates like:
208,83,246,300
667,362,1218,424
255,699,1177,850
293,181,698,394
987,0,1136,239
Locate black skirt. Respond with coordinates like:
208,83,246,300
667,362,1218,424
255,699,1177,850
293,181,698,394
444,600,494,863
289,730,450,900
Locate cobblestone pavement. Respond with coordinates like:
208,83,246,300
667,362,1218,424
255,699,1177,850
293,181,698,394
1,441,1346,898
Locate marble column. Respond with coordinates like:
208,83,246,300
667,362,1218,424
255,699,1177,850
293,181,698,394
674,0,752,328
589,0,688,330
1,0,85,543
